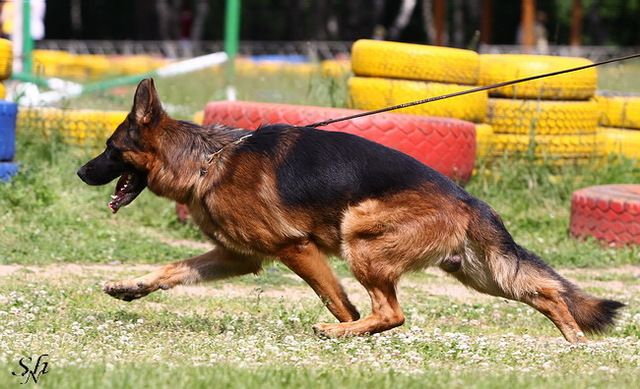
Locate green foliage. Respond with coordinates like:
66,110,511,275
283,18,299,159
0,130,202,264
468,156,640,267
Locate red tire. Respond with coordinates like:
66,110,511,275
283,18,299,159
203,101,477,182
570,185,640,246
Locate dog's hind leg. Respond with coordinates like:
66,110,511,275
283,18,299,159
278,240,360,322
311,195,469,337
312,273,404,337
520,288,586,343
311,223,406,337
446,243,620,343
103,245,262,301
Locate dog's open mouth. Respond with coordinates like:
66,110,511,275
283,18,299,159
108,170,147,213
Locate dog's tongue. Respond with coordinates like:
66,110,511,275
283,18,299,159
108,201,118,213
108,173,132,213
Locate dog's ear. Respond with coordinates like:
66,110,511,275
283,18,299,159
132,78,163,125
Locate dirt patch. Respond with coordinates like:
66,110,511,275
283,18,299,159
0,265,21,277
142,228,213,251
166,273,487,305
562,265,640,279
1,263,637,303
0,263,157,280
170,283,316,302
160,238,213,251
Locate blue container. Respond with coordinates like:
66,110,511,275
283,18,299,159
0,161,18,182
0,101,17,161
250,54,308,63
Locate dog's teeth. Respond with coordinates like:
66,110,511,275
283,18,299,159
110,195,117,199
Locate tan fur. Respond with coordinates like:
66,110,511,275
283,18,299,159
100,79,619,343
278,240,359,322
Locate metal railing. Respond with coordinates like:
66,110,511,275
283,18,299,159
35,40,353,60
478,44,640,61
34,40,640,61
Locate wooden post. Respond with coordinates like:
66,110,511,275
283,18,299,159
570,0,583,46
480,0,493,44
434,0,446,46
521,0,536,52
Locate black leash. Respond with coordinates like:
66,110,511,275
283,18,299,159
307,52,640,128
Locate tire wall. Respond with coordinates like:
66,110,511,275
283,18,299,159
203,101,477,183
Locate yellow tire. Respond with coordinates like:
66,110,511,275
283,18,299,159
596,95,640,130
18,107,127,146
0,39,12,80
597,127,640,159
77,54,111,79
0,83,5,100
282,63,319,77
351,39,479,85
486,98,598,135
321,59,351,78
193,110,204,125
479,54,596,100
348,76,488,122
475,124,493,159
490,133,598,159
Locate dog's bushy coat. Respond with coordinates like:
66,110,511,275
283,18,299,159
78,79,623,342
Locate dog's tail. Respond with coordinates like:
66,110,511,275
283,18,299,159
460,198,624,334
557,278,625,334
504,244,624,333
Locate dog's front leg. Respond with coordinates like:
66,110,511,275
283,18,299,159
278,240,360,322
103,245,261,301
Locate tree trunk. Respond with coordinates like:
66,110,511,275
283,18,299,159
452,0,464,47
520,0,536,52
372,0,386,38
313,0,328,40
421,0,435,43
433,0,447,45
586,0,605,44
190,0,210,41
70,0,82,35
570,0,583,47
156,0,182,40
388,0,417,40
480,0,492,44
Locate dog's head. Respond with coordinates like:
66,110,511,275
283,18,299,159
77,78,164,213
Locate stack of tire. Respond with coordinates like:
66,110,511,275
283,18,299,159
0,38,17,182
202,100,476,183
348,39,489,158
595,94,640,161
479,54,599,164
321,59,351,79
17,107,127,147
32,50,169,80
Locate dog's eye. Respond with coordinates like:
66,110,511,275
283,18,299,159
127,126,139,139
106,147,122,160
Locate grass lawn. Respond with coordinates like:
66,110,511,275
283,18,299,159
1,263,639,388
1,61,639,388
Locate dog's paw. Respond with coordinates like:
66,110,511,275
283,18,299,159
312,323,352,338
102,280,154,302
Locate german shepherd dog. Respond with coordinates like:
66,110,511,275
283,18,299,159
78,79,623,343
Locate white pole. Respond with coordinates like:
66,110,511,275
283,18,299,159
12,0,23,73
